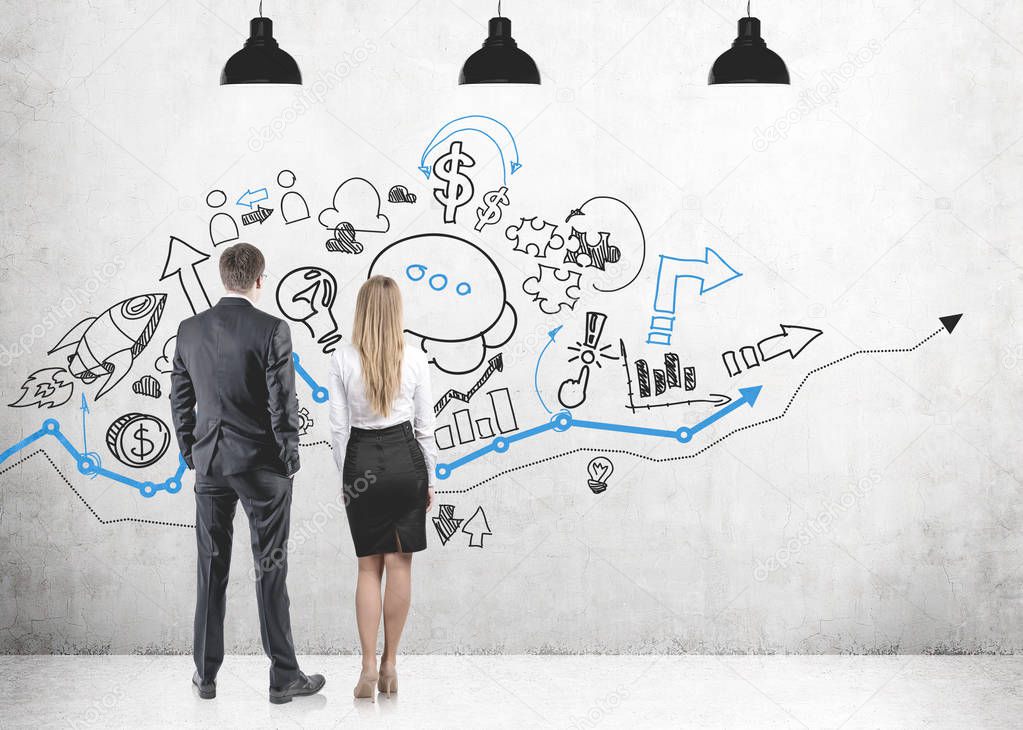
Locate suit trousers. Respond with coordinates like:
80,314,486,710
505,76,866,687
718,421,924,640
193,465,301,688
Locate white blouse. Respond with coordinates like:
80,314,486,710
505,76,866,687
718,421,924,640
327,343,438,486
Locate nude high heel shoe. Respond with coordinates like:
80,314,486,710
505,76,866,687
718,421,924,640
378,664,398,697
354,669,378,700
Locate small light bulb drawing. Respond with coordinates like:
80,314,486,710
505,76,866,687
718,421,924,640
275,267,343,353
586,456,614,494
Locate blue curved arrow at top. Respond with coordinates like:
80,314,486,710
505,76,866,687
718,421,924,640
421,115,521,167
421,129,509,186
419,115,522,182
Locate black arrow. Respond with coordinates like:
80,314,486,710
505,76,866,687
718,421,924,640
757,324,824,362
939,314,962,334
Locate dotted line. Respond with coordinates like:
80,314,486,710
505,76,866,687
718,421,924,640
0,450,194,529
436,328,945,494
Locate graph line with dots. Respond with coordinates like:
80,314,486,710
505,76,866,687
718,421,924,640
436,316,961,494
0,419,186,498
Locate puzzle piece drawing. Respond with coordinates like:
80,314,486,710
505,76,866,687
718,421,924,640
564,228,622,271
505,217,565,259
522,264,581,314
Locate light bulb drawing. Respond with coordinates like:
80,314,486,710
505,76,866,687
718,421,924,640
275,267,343,353
586,456,614,494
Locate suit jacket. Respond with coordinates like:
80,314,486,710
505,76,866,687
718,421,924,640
169,297,301,477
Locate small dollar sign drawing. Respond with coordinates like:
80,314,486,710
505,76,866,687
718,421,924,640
130,422,155,460
474,186,509,231
432,141,475,224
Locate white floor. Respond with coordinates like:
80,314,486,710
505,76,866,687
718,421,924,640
2,655,1021,729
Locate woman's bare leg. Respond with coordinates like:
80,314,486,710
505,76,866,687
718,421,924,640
381,552,413,667
356,555,385,671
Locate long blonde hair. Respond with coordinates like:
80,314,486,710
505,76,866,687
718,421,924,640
351,276,404,417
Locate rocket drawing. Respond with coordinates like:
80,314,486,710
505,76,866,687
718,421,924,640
48,294,167,399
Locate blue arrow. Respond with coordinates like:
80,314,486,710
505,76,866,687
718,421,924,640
652,247,742,316
80,394,89,452
420,115,521,180
420,128,508,186
434,386,763,479
682,386,762,441
533,325,563,414
236,188,269,209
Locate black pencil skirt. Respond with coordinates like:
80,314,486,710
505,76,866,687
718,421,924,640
343,421,429,557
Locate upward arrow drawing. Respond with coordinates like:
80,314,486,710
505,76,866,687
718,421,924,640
461,506,492,548
80,394,89,452
534,325,563,414
434,354,505,416
160,236,212,315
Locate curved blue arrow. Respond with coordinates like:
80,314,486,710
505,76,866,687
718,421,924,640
420,128,508,186
533,325,563,414
420,114,521,179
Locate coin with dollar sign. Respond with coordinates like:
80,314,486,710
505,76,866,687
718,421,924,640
105,413,170,468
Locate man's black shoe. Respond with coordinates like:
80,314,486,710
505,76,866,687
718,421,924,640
269,672,326,704
192,672,216,700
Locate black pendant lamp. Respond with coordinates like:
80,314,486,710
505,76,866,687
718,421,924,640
221,2,302,85
459,1,540,85
708,2,789,85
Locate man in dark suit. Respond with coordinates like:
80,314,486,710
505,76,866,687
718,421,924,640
170,242,325,704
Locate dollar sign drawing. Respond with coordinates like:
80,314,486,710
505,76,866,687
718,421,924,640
432,141,475,224
474,186,509,231
129,422,155,460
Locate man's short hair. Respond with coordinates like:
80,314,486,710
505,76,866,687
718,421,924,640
219,243,265,292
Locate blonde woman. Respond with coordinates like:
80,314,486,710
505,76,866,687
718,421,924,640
327,275,437,700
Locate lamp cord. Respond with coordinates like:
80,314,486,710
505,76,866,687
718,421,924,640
747,1,751,17
498,0,502,17
259,0,263,17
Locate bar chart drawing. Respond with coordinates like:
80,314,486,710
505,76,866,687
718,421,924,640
435,387,519,450
621,340,732,412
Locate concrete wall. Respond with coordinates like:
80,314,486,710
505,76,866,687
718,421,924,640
1,1,1020,654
